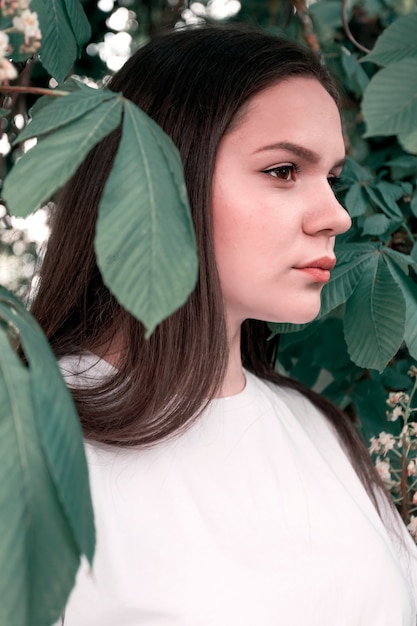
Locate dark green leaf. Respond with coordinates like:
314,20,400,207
362,213,392,236
341,47,369,97
386,258,417,360
344,256,405,371
95,99,198,335
353,378,394,441
3,97,123,217
344,182,369,217
63,0,91,47
32,0,78,82
365,183,404,219
341,157,373,184
319,247,373,317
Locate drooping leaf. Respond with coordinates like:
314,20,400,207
95,99,198,335
0,288,94,626
362,58,417,139
341,47,369,98
318,246,374,317
341,156,373,184
369,181,405,219
63,0,92,47
16,88,119,143
3,97,123,217
344,255,405,371
344,182,369,217
31,0,88,83
362,13,417,66
362,213,392,236
386,258,417,360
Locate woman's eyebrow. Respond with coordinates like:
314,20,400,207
254,141,345,170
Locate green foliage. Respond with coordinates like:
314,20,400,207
361,13,417,153
2,0,417,616
31,0,91,82
0,288,94,626
95,99,198,336
3,89,123,217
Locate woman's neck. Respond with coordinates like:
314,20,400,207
215,323,246,397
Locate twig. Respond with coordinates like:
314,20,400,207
341,0,371,54
0,85,68,97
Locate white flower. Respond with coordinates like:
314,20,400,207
408,365,417,378
375,457,392,486
378,431,396,453
386,391,409,408
13,9,39,40
412,492,417,505
369,436,381,454
408,460,416,477
0,31,9,58
407,515,417,539
390,406,404,422
0,57,17,82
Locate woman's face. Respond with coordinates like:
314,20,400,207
211,77,351,333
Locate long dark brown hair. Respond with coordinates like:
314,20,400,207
31,26,386,508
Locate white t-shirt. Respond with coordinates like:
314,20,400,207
59,353,417,625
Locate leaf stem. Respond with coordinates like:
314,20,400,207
0,86,68,98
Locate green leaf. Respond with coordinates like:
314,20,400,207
95,100,198,335
364,184,403,220
386,258,417,360
411,193,417,218
344,182,369,217
16,88,119,143
362,58,417,139
362,13,417,66
268,321,310,337
0,288,94,626
353,378,393,441
341,156,373,184
31,0,78,82
3,97,122,217
385,155,417,179
362,213,392,236
344,256,405,371
63,0,91,47
0,107,11,117
318,246,374,317
341,47,369,98
384,247,416,272
399,126,417,155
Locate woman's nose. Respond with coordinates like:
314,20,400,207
303,184,352,237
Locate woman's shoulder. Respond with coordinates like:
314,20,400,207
246,370,344,452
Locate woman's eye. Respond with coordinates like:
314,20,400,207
262,165,296,181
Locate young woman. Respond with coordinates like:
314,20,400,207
33,27,417,625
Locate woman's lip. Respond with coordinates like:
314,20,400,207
296,267,331,283
296,257,336,271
